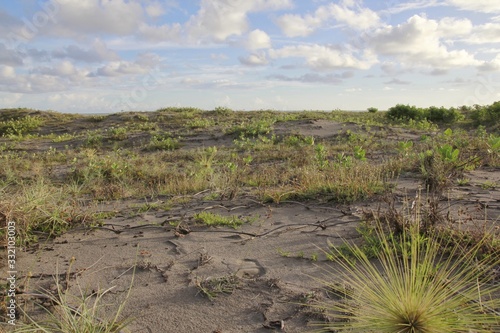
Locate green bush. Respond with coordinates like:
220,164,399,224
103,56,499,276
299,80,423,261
387,104,464,124
426,106,463,123
470,101,500,126
387,104,424,121
367,107,378,113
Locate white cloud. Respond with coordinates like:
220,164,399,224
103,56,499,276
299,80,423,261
326,2,380,30
276,14,321,37
46,0,144,36
479,54,500,71
368,15,480,69
276,2,380,37
244,29,271,50
52,39,120,63
137,22,182,42
380,0,441,16
0,43,23,66
269,44,377,70
186,0,292,42
0,65,16,79
35,60,77,76
239,52,269,66
269,72,345,84
211,53,228,61
46,92,110,111
437,17,473,37
90,52,160,77
447,0,500,13
466,23,500,44
145,1,166,18
0,92,22,106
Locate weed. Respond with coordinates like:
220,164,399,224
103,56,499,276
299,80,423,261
0,179,93,245
480,181,497,190
277,248,291,257
186,118,214,129
315,144,329,170
52,133,77,142
83,131,103,148
227,118,275,138
437,144,459,163
108,127,128,141
0,116,44,137
487,134,500,154
353,146,366,161
86,115,106,122
397,140,414,156
193,211,246,228
15,262,134,333
146,133,179,151
194,275,238,300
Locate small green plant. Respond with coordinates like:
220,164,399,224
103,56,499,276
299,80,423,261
367,107,378,113
407,118,437,131
87,115,106,122
334,153,352,167
193,211,245,228
437,144,459,163
109,127,128,141
353,146,366,161
487,134,500,154
277,248,291,257
480,181,497,190
146,133,179,151
315,144,329,170
52,133,76,142
283,135,315,146
197,146,218,170
84,131,103,148
228,119,275,138
186,118,213,129
313,222,500,332
397,140,414,156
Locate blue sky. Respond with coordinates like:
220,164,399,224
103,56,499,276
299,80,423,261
0,0,499,113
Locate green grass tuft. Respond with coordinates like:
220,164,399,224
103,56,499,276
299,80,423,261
312,221,500,332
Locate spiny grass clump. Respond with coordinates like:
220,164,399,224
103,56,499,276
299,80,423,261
312,221,500,332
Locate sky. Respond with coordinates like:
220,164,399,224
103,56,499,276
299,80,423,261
0,0,499,113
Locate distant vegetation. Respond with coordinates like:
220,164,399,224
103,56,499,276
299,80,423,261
385,101,500,130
